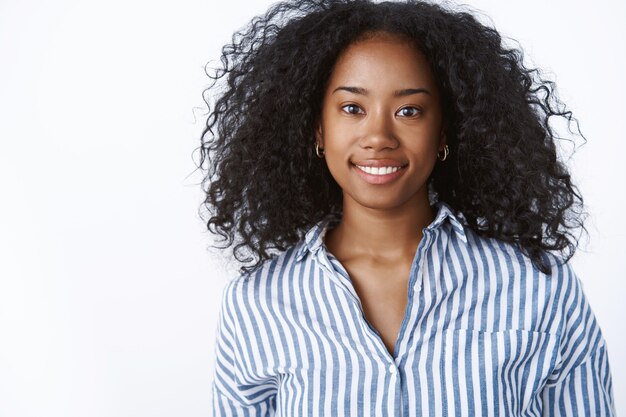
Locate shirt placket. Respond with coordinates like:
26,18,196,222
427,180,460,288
315,226,440,417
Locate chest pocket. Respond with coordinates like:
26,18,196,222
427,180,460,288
441,328,560,416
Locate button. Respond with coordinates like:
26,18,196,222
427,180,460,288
388,364,397,374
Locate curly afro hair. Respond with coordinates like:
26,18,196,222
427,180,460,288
197,0,588,276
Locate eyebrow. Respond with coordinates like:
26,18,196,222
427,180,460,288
331,86,432,97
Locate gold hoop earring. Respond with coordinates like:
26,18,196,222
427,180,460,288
437,144,449,161
315,142,325,158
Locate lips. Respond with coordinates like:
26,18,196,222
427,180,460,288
351,161,408,185
351,158,407,168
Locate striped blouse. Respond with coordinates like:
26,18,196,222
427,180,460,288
210,200,615,416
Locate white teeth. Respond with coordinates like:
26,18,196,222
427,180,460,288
355,165,403,175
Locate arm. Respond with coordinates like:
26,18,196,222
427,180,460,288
540,264,616,416
541,343,614,416
210,279,277,417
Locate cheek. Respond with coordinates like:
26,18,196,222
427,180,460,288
322,144,352,187
324,149,349,180
323,134,349,163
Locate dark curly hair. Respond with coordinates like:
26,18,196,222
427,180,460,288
196,0,588,276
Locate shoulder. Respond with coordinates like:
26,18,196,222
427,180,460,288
220,243,306,307
461,226,575,283
238,243,305,284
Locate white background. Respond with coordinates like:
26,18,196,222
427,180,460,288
0,0,623,416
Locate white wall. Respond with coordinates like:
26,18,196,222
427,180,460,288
0,0,623,416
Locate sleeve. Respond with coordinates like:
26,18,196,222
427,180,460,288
540,264,616,416
210,279,277,417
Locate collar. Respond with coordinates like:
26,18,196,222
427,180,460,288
294,200,468,262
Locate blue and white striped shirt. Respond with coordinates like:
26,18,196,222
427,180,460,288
210,201,615,416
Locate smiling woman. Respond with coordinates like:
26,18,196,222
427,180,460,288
316,32,443,214
317,33,447,358
198,0,616,416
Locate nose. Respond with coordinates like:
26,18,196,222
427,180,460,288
359,109,399,151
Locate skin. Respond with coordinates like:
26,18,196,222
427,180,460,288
314,31,447,356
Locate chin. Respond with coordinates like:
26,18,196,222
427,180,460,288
351,192,412,211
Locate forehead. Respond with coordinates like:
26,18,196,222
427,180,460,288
327,34,437,93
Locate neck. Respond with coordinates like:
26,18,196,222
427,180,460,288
325,190,436,261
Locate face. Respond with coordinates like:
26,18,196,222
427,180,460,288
316,32,446,211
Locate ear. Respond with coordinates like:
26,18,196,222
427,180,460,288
315,119,324,147
438,127,446,149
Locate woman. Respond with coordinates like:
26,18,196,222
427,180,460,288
199,0,615,415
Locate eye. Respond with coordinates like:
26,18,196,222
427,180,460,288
340,104,363,115
397,106,422,117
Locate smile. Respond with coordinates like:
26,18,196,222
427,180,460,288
351,163,407,185
355,165,403,175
